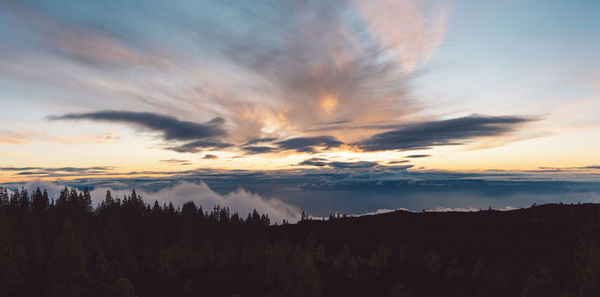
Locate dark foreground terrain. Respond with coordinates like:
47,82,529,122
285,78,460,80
1,186,600,297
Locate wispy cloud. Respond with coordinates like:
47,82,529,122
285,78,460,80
0,166,114,172
1,0,556,177
351,0,451,74
0,166,116,177
0,130,29,144
1,0,450,145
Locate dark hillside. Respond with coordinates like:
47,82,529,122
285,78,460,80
271,204,600,297
1,185,600,297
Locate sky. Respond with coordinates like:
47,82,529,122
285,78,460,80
1,0,599,220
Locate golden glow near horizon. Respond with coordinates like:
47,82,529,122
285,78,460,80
2,123,599,183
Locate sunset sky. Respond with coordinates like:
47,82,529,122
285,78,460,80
1,0,599,218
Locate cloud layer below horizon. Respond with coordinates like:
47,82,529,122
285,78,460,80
8,170,600,221
20,180,300,223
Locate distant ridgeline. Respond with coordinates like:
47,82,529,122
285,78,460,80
1,186,600,297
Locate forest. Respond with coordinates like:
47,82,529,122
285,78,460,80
1,186,600,297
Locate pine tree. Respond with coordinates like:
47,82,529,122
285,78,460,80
471,257,488,281
521,267,558,297
46,219,88,282
295,255,322,297
111,278,138,297
0,187,8,208
0,215,18,280
32,187,49,215
104,190,114,207
424,252,442,275
574,223,600,297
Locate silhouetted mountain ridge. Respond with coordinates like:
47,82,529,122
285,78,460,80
270,203,600,296
2,185,599,297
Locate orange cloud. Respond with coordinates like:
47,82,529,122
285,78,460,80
352,0,451,74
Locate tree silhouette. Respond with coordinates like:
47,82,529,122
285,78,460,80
424,252,442,275
295,255,321,297
0,186,595,297
574,223,600,297
521,267,558,297
0,214,18,281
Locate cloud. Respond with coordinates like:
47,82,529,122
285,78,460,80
298,157,379,169
352,206,519,217
583,166,600,170
49,110,235,153
349,208,410,217
242,146,277,154
1,0,453,147
166,140,233,153
46,132,121,145
244,137,278,146
159,159,192,166
351,0,450,74
217,0,444,139
0,130,29,144
0,166,114,173
405,154,430,158
524,165,600,173
242,135,343,154
0,167,41,171
424,206,516,212
17,172,47,176
22,180,66,200
203,154,218,160
298,158,329,167
329,161,379,169
388,160,410,164
0,166,116,178
7,169,600,219
275,136,344,153
355,115,534,152
49,110,226,141
22,180,300,223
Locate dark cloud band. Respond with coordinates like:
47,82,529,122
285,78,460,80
0,166,114,172
355,115,533,152
244,137,278,146
298,158,379,169
50,110,229,153
49,110,227,141
275,136,344,153
242,146,277,154
166,140,233,153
